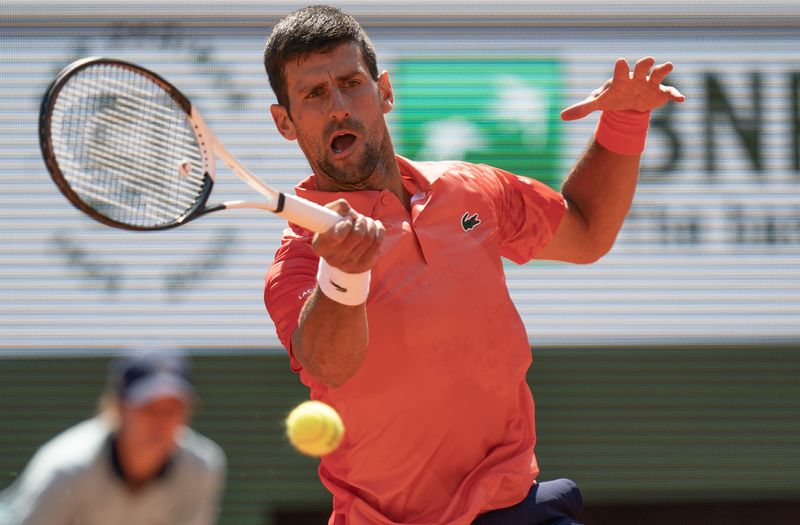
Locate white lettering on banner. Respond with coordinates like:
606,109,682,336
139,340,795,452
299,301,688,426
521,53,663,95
623,68,800,252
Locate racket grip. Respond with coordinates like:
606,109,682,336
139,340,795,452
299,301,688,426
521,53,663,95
279,193,342,233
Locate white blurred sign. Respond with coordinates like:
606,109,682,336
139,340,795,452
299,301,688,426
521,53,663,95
1,24,798,353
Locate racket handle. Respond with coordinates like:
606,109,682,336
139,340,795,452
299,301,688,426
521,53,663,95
279,193,343,233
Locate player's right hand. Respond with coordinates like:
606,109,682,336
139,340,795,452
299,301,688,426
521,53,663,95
312,198,385,274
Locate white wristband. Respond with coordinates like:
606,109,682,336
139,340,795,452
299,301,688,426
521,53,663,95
316,258,371,306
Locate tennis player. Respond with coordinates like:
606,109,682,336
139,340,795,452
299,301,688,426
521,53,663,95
0,350,226,525
263,6,683,525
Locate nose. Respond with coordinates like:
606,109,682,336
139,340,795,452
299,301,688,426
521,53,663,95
328,87,350,122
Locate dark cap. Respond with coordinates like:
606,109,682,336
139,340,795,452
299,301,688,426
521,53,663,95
109,351,195,407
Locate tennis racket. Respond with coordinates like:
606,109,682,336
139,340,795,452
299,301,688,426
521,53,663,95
39,56,342,232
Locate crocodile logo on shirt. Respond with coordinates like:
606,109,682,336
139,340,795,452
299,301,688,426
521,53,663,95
461,212,481,231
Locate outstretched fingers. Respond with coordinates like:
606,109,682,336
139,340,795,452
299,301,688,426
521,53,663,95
560,97,598,122
632,56,655,81
561,56,684,121
661,84,686,102
648,61,674,85
613,58,631,82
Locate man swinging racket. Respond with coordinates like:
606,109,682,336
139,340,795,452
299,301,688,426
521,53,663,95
263,5,684,525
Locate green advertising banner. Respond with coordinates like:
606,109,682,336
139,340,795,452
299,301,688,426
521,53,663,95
392,58,564,189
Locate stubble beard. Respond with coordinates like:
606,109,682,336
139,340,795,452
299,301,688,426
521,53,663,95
317,126,386,190
317,112,394,190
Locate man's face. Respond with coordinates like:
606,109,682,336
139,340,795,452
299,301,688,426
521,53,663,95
119,396,189,470
270,41,394,189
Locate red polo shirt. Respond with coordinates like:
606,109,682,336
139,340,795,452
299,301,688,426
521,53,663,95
265,156,565,525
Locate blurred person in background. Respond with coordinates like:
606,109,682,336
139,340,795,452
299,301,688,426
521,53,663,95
0,349,226,525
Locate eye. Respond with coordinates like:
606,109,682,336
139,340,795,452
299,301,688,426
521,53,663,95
344,79,360,88
307,87,325,99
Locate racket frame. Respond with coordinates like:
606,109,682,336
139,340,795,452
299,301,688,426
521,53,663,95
39,57,340,233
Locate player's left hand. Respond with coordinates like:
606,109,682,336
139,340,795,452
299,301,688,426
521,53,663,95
560,57,685,121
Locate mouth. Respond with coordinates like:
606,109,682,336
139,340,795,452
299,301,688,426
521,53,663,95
330,131,357,158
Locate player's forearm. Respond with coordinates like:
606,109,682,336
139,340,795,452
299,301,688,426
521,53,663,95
291,288,368,388
561,138,641,259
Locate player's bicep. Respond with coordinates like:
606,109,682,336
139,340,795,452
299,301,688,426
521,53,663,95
533,197,597,263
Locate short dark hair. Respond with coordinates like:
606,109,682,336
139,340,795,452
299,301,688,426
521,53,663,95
264,5,379,109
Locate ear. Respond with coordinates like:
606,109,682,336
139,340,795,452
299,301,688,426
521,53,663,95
270,103,297,141
377,71,394,114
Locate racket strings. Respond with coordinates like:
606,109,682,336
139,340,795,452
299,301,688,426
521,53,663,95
49,63,206,228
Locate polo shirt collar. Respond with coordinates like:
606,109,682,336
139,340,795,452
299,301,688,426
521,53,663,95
294,155,436,214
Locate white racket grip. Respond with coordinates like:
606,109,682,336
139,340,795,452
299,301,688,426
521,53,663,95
278,193,342,233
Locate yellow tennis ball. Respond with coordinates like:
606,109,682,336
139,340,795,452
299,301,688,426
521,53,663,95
286,400,344,457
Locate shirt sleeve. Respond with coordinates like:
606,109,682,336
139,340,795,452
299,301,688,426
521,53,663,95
486,165,566,264
264,228,319,371
0,463,78,525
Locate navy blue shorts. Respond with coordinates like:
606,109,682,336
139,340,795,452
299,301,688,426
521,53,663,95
472,478,584,525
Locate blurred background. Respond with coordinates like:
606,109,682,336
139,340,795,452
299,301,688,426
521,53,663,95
1,1,799,523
